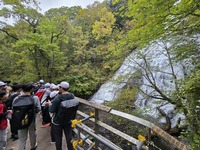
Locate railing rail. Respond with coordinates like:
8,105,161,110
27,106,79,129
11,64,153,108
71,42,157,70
74,97,189,150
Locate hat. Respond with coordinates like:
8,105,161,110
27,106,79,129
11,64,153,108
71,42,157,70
51,85,59,90
50,83,56,89
50,91,59,98
44,83,50,88
59,81,69,89
0,81,6,87
39,79,44,84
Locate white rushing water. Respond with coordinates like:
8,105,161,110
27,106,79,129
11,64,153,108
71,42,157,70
90,38,198,127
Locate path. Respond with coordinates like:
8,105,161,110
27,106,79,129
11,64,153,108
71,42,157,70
6,114,67,150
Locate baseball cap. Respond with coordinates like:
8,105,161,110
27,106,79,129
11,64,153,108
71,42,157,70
44,83,51,88
50,83,56,88
59,81,69,89
0,81,6,87
51,85,59,90
39,79,44,84
50,91,59,98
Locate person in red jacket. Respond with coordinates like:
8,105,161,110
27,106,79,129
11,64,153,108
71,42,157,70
0,89,11,150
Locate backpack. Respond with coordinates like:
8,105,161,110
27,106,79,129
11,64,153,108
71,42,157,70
57,98,79,126
34,90,45,102
12,95,35,130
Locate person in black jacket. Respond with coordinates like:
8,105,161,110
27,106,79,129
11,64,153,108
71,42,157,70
6,83,23,140
13,83,41,150
46,81,74,150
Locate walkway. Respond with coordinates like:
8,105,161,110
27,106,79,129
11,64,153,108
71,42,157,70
7,114,67,150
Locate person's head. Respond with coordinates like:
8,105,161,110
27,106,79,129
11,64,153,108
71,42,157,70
59,81,69,93
22,83,35,93
0,90,8,102
12,83,23,92
39,79,44,85
0,81,6,90
50,84,59,91
6,86,12,94
44,83,51,89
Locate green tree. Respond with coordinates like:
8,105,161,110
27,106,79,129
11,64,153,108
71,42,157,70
92,7,116,40
123,0,200,47
122,0,200,147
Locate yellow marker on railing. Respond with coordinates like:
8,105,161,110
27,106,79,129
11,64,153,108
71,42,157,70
90,143,95,148
78,140,83,146
72,140,78,150
89,112,95,117
138,135,146,141
137,135,146,150
71,119,82,128
72,140,83,150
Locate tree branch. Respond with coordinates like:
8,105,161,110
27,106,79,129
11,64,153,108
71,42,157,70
0,29,19,40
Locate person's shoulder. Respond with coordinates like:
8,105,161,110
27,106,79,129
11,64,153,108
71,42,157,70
51,94,61,102
62,93,75,99
32,95,39,100
14,94,23,100
45,89,51,94
56,94,62,100
9,93,20,99
68,93,75,97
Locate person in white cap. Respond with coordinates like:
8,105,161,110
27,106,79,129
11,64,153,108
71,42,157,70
46,81,74,150
48,90,59,144
0,81,6,90
34,79,45,93
50,84,59,91
39,80,44,84
40,83,51,128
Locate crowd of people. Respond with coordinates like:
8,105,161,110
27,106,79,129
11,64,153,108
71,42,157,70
0,79,75,150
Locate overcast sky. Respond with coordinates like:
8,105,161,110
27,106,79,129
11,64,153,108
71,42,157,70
38,0,104,13
0,0,104,24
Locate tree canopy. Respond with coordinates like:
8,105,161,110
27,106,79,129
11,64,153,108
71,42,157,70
0,0,200,148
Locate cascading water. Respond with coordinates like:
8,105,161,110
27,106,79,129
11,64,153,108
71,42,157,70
90,39,196,127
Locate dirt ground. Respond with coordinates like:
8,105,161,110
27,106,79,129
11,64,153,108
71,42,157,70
6,114,67,150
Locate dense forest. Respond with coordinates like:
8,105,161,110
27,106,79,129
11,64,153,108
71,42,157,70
0,0,199,149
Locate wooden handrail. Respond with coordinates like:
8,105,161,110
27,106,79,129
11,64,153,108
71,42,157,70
76,97,112,112
76,97,189,150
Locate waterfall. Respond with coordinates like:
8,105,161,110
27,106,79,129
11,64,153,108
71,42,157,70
90,38,197,128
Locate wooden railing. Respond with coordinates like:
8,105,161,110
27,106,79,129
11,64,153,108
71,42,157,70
73,97,189,150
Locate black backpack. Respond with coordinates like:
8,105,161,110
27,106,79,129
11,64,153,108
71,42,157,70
57,98,79,126
12,95,35,130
